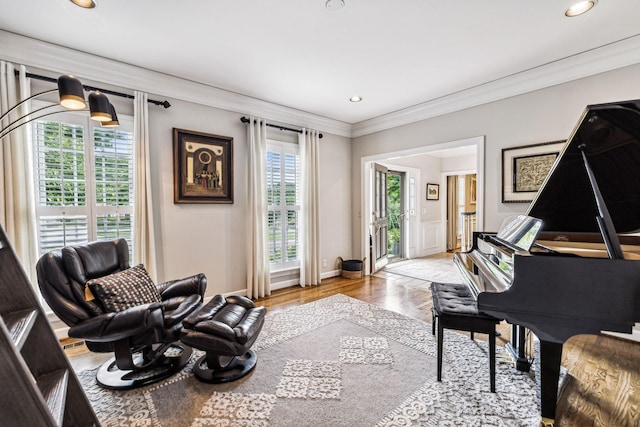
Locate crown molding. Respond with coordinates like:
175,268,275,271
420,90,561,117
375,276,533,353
351,35,640,138
3,30,640,139
0,30,352,138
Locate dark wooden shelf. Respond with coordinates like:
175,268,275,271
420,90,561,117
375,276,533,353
5,309,37,350
0,225,100,426
37,369,69,426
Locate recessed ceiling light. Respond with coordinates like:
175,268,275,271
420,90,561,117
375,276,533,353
325,0,346,12
70,0,96,8
565,0,597,17
349,95,362,103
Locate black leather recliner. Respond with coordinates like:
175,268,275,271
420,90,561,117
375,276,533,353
36,238,207,389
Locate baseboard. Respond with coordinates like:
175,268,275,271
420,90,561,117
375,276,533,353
321,269,340,279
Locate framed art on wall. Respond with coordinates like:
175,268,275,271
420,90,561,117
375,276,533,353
426,183,439,200
173,128,234,204
502,140,565,203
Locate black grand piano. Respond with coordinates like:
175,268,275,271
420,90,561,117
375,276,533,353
454,99,640,421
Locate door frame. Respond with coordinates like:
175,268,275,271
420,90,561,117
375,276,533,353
386,169,405,262
360,136,485,274
441,169,478,252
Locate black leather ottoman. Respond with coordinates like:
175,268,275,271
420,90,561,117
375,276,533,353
180,295,266,383
430,282,500,392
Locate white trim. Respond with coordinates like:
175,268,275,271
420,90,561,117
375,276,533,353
360,136,484,266
0,31,352,138
270,278,299,291
321,269,340,279
419,220,443,257
351,35,640,137
3,31,639,138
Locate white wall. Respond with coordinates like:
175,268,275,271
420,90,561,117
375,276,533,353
442,154,475,173
148,99,245,294
386,155,442,223
384,155,443,256
351,63,640,258
318,131,353,272
1,29,354,296
7,31,640,295
147,98,351,296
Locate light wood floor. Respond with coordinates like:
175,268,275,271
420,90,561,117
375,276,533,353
66,254,640,426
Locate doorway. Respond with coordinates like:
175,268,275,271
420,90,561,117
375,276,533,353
387,170,405,263
445,173,477,252
361,136,485,275
370,164,413,274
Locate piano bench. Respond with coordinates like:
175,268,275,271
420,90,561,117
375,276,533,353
430,282,501,393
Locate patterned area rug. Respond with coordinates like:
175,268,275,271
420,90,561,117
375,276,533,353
78,294,540,426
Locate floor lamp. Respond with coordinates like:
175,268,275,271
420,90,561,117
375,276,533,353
0,73,112,425
0,72,120,277
0,74,119,141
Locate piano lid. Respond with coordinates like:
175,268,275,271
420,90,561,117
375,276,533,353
527,99,640,234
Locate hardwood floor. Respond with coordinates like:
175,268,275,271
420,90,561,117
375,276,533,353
255,273,433,322
65,255,640,426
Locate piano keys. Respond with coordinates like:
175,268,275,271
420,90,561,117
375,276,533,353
453,99,640,422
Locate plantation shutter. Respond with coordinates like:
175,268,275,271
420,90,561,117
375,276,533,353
33,120,89,253
283,151,299,263
266,141,300,270
267,150,282,264
32,109,135,257
93,126,134,248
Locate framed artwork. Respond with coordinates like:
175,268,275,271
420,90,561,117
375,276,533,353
173,128,234,204
470,175,477,204
502,140,565,203
426,183,439,200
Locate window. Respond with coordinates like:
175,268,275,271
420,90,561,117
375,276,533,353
266,140,300,271
33,109,135,258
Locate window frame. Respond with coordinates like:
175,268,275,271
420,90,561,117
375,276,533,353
31,101,135,257
266,139,301,272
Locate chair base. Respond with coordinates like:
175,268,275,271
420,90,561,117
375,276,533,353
96,343,192,390
192,350,258,383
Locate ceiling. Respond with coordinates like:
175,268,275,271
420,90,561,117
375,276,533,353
1,0,640,127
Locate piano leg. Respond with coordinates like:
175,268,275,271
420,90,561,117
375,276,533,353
507,324,532,372
539,340,563,421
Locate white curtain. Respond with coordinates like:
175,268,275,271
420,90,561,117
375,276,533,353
133,91,158,280
0,61,38,282
247,117,270,298
299,129,321,286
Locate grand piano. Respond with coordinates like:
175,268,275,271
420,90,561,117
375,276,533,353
454,99,640,422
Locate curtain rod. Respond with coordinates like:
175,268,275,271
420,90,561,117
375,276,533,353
16,70,171,108
240,116,323,138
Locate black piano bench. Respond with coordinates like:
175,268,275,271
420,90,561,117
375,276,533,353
430,282,501,393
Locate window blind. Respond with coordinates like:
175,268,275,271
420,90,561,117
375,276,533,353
266,142,300,269
33,112,134,258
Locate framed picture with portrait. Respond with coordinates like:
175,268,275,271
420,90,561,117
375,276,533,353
173,128,234,204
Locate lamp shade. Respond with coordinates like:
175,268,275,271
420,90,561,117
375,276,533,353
58,75,86,110
70,0,96,8
88,91,112,122
101,104,119,127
